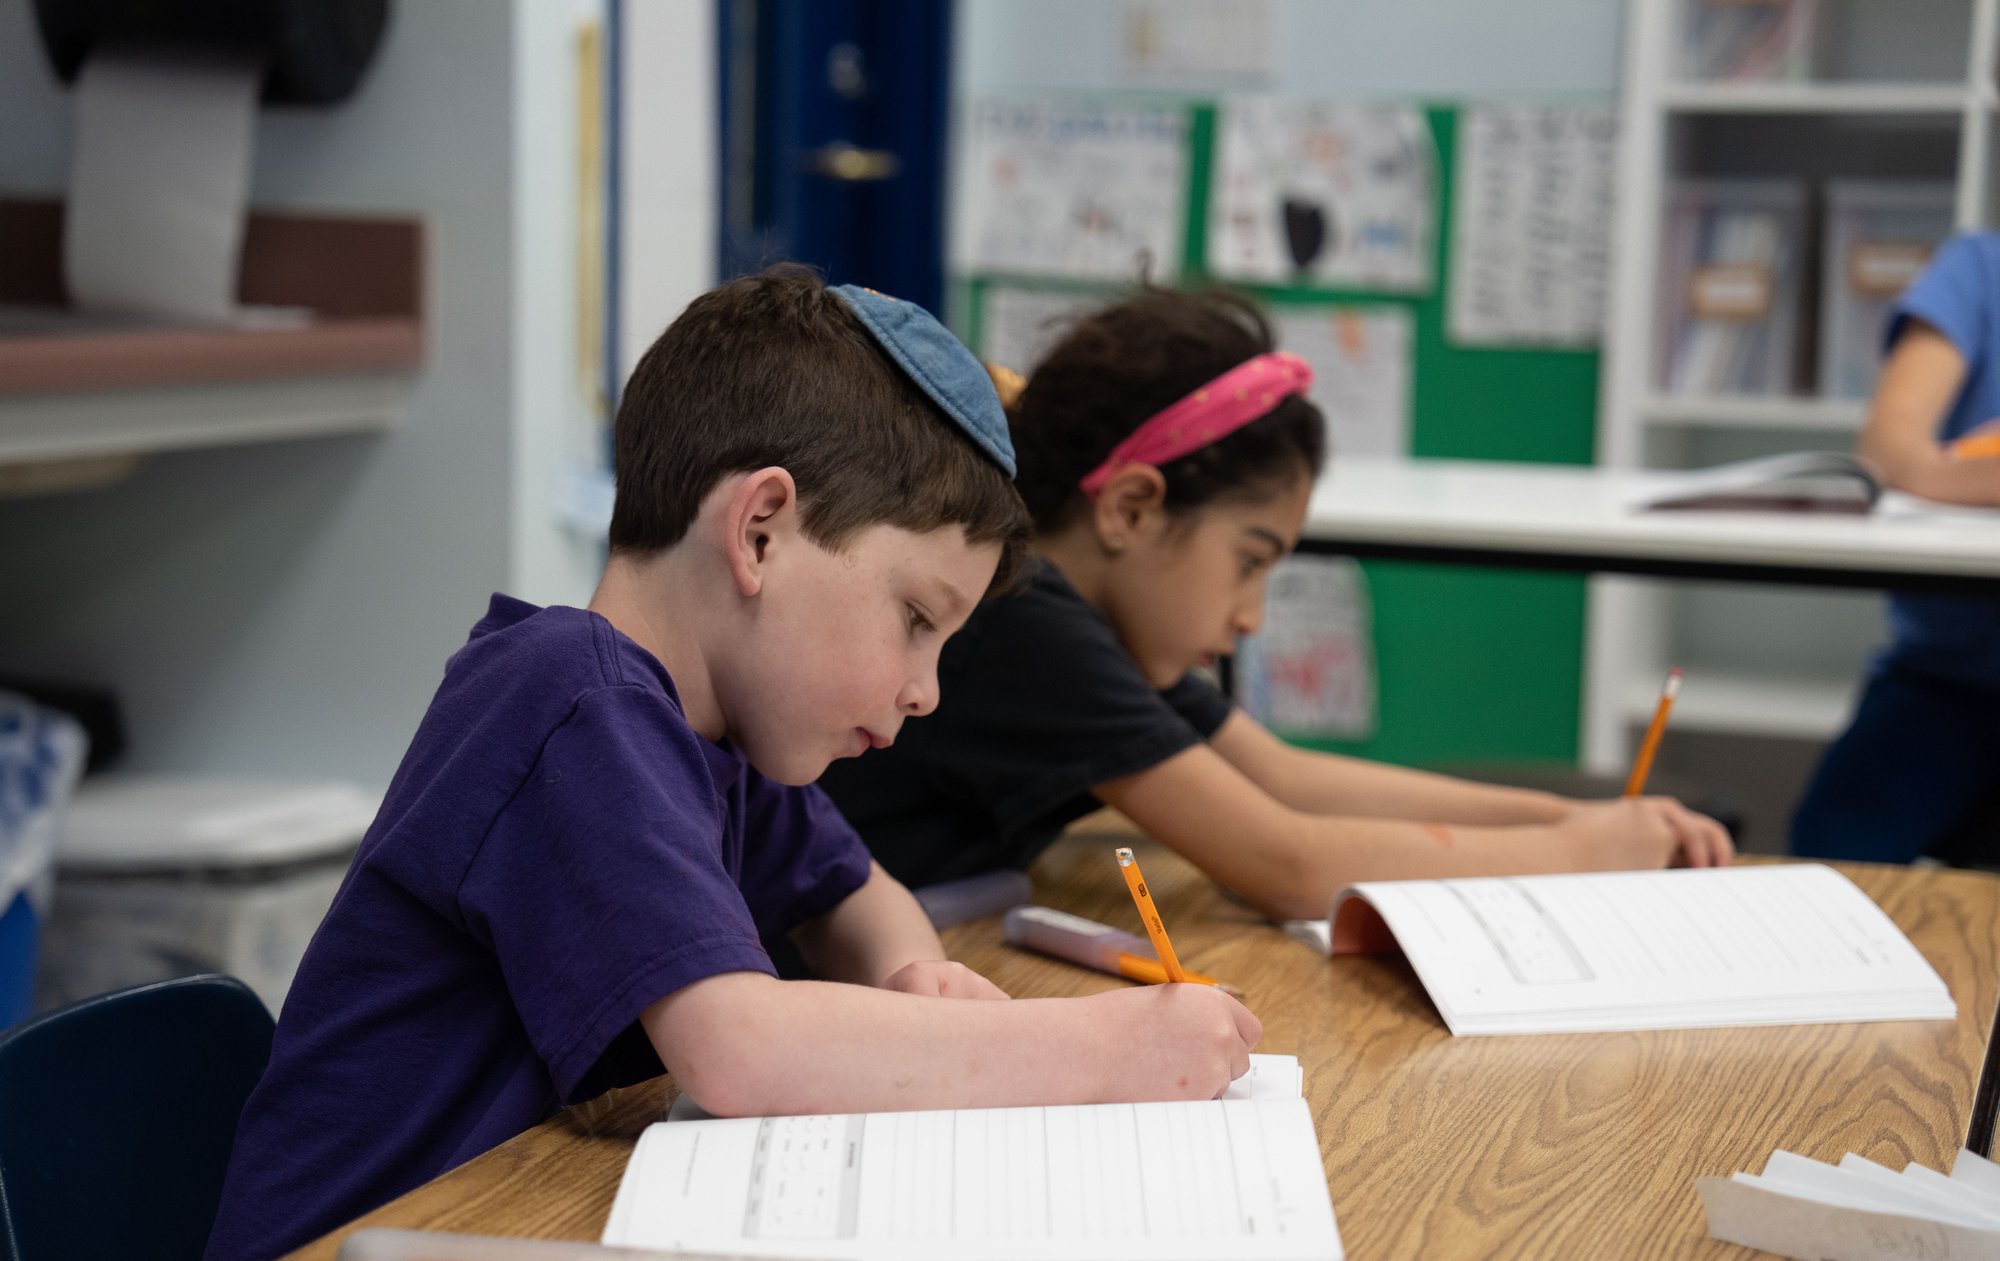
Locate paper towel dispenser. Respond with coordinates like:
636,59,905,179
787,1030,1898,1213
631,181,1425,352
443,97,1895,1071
34,0,389,106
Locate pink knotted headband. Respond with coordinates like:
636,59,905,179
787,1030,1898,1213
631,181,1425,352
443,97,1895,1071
1078,351,1315,496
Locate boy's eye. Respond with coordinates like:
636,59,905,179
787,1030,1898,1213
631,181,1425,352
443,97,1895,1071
906,605,937,635
1240,554,1268,578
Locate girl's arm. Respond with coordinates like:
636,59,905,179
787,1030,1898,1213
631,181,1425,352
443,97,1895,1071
1206,709,1570,824
640,968,1261,1117
1092,742,1730,920
1860,321,2000,507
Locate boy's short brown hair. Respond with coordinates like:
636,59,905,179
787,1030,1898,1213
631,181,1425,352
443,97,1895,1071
609,267,1028,591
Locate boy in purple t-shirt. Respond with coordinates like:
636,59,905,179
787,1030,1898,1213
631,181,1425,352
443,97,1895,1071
203,269,1261,1261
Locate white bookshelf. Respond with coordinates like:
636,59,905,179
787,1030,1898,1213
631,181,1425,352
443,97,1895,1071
1586,0,1999,773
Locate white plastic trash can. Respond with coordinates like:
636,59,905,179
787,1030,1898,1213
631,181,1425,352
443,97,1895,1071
39,777,378,1014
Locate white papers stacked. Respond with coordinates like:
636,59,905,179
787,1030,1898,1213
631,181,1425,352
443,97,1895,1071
1699,1148,2000,1260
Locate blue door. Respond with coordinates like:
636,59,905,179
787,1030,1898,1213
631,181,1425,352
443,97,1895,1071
717,0,953,315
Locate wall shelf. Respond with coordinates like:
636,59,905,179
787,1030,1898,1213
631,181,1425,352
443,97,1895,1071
0,200,423,469
1638,394,1869,430
1660,82,1973,115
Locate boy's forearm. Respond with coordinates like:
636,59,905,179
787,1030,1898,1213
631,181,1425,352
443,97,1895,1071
645,973,1109,1116
790,861,946,985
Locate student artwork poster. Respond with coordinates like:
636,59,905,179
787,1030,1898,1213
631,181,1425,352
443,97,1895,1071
977,286,1110,379
1208,99,1437,293
1268,304,1412,459
1447,102,1617,348
960,99,1189,283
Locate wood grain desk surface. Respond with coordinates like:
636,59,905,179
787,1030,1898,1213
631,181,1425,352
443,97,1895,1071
290,837,2000,1260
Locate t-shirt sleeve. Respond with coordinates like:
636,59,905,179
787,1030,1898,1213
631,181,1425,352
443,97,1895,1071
919,590,1229,832
1890,233,1993,361
733,778,875,942
1161,670,1235,740
456,686,775,1102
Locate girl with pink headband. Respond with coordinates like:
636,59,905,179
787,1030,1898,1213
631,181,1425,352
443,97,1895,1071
820,289,1730,921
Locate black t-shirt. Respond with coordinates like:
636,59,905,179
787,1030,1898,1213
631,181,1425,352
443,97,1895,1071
818,558,1235,888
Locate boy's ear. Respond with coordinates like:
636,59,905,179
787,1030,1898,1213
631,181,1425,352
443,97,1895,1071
1089,464,1168,553
723,467,800,597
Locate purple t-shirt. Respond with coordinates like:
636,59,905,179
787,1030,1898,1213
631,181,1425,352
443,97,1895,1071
203,595,873,1261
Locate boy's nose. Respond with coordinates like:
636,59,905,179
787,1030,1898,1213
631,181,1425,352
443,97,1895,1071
1232,598,1264,638
898,671,940,717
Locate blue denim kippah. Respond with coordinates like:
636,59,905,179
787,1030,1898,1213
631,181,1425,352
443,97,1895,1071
830,284,1016,476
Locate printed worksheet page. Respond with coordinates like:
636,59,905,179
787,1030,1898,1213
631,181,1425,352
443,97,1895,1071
602,1097,1340,1260
1326,865,1952,1035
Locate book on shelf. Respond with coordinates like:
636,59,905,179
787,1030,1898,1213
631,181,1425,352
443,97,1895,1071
1282,864,1953,1037
603,1054,1340,1260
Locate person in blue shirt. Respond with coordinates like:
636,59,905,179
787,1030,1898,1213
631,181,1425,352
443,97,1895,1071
202,269,1261,1261
1791,233,2000,864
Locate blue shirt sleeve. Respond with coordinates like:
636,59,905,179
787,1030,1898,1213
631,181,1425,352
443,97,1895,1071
456,685,776,1101
1889,232,1995,361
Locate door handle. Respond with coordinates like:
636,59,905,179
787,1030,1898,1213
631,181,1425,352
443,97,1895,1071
809,143,902,182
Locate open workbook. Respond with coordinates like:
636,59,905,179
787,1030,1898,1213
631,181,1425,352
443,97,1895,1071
1283,864,1953,1036
603,1055,1339,1260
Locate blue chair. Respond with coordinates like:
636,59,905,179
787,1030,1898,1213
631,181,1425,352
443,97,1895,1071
0,974,274,1261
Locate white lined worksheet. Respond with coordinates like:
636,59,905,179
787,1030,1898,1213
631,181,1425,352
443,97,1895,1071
603,1097,1340,1260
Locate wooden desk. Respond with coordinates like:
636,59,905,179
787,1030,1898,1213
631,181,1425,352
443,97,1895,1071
291,836,2000,1260
1305,458,2000,593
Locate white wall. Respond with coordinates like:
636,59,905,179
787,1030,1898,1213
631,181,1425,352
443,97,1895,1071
0,0,612,788
620,0,719,378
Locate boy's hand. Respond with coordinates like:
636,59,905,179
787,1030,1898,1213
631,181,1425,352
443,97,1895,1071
879,959,1011,1000
1085,984,1261,1101
1559,797,1734,870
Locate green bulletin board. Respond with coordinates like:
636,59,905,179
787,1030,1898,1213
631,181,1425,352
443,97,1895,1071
957,104,1597,769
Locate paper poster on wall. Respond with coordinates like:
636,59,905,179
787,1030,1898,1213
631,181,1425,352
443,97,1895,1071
978,286,1110,377
1208,99,1436,293
1117,0,1274,85
1235,556,1376,740
961,99,1189,282
1448,103,1617,347
1271,305,1413,460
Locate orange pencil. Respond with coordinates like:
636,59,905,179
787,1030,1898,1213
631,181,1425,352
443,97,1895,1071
1115,847,1188,983
1949,429,2000,461
1624,667,1684,797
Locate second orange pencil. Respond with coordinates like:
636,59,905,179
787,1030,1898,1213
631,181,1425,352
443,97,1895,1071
1115,846,1188,983
1624,667,1684,797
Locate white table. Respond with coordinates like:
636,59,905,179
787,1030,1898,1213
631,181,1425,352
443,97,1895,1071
1305,459,2000,593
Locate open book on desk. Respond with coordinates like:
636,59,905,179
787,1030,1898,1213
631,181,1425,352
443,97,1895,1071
1631,452,1883,514
1283,864,1953,1036
606,1055,1338,1259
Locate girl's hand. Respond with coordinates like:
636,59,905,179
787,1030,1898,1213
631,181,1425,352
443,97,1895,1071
1081,984,1261,1101
878,959,1011,1000
1654,797,1735,867
1558,797,1734,870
